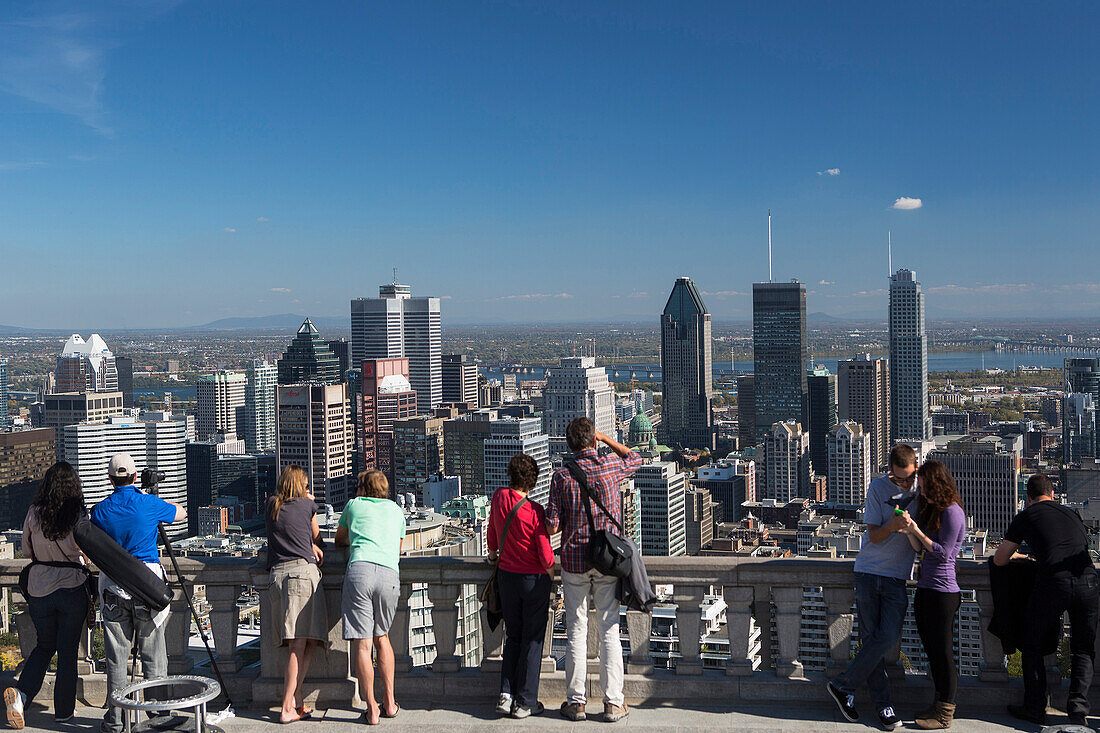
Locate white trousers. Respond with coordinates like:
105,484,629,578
561,568,624,706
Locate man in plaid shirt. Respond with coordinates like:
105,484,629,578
546,417,642,723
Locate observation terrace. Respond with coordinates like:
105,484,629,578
0,554,1087,731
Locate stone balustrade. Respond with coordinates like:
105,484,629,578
0,553,1089,711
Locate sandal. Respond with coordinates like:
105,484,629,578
360,708,380,726
381,704,400,719
279,712,303,724
297,707,314,719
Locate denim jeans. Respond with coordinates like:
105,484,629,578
101,591,168,733
18,586,88,719
834,572,909,707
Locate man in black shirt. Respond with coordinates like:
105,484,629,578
994,473,1099,727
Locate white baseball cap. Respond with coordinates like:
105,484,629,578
108,453,137,478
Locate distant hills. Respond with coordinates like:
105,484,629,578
190,314,348,331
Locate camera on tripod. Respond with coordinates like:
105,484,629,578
141,468,167,495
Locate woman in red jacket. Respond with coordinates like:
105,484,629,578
488,453,555,719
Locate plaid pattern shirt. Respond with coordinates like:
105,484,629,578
546,447,643,575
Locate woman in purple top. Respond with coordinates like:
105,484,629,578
900,460,965,730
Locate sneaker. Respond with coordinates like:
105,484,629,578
495,694,513,716
511,702,544,719
4,687,25,730
878,706,899,731
1007,704,1046,726
560,702,586,721
55,715,75,724
826,681,858,723
1069,712,1088,727
603,703,629,723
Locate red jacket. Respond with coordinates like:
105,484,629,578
487,488,554,575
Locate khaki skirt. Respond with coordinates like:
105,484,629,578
269,559,329,646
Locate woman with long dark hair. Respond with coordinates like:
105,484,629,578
4,462,89,729
900,460,965,729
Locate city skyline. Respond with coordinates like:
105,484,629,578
1,3,1098,327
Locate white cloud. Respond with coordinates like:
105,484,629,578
223,227,236,233
817,168,840,176
488,293,572,302
270,287,291,293
819,279,835,286
0,160,47,171
256,217,269,222
891,197,923,210
701,290,747,298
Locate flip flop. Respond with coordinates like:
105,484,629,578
360,709,380,726
279,712,303,724
382,704,400,719
297,707,314,719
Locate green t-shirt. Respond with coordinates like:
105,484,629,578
338,496,407,571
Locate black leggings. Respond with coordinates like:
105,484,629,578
914,587,961,703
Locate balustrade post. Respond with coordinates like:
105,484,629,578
722,585,755,676
165,584,194,674
772,586,804,679
541,584,558,674
427,583,462,673
625,609,653,675
673,585,706,675
753,583,774,671
823,586,856,673
391,581,414,674
976,587,1008,682
205,584,242,673
479,606,504,674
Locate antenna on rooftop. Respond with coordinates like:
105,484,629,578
392,267,398,285
888,231,892,276
768,209,773,283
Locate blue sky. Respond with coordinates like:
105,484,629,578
1,1,1098,328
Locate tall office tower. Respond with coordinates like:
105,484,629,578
752,281,808,439
277,319,341,386
442,354,478,407
115,356,134,408
351,282,442,410
483,418,551,506
542,357,616,456
620,479,642,547
0,428,56,531
929,436,1021,536
360,358,418,480
244,360,278,453
1064,393,1097,464
391,416,445,501
61,415,188,538
889,269,931,442
764,421,811,502
634,461,687,557
44,391,125,430
736,375,756,449
443,409,497,496
0,358,7,427
326,338,351,377
684,486,717,554
660,277,715,450
694,458,755,522
57,334,119,393
277,383,353,508
1065,358,1100,457
195,371,247,441
827,422,872,506
185,441,263,535
838,354,890,472
806,366,838,477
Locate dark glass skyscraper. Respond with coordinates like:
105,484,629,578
1065,358,1100,459
736,374,756,449
807,365,838,477
752,281,808,439
115,356,134,408
277,318,342,385
660,277,714,450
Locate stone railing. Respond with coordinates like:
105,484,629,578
0,554,1085,710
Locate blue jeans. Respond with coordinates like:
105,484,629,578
834,572,908,707
18,586,88,720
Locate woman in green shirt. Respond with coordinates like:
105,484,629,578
335,470,406,725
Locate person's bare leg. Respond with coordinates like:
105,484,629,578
355,639,379,723
281,640,306,721
293,640,317,711
374,635,397,716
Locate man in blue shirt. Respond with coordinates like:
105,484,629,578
827,444,919,731
93,454,185,733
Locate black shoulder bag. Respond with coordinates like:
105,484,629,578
565,461,633,579
480,495,529,617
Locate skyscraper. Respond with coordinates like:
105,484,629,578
442,354,478,407
736,375,756,449
277,382,353,507
542,357,616,456
889,269,931,442
196,371,247,441
694,458,755,523
827,421,872,506
764,420,810,502
1065,358,1100,458
244,360,278,453
1064,393,1097,464
57,334,118,393
360,358,418,480
277,319,341,386
483,418,550,506
634,461,687,557
326,338,351,378
684,486,717,554
443,409,497,496
659,277,714,450
838,354,890,472
806,365,837,477
391,416,445,501
929,436,1020,536
0,428,55,531
351,282,442,410
752,281,808,439
115,356,134,408
0,359,7,427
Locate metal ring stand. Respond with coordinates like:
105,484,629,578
110,675,222,733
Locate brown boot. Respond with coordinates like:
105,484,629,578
914,699,938,721
915,701,955,729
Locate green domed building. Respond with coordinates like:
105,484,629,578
628,411,656,447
